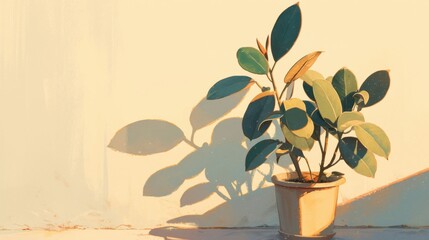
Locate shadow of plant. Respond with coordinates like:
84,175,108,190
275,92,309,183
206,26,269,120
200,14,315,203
109,89,291,227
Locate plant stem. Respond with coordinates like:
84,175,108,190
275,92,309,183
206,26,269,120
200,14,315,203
290,153,304,180
253,80,264,91
267,69,282,107
318,131,329,182
325,134,342,169
303,156,313,182
279,82,291,100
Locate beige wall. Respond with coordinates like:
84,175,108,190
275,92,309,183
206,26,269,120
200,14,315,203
0,0,428,229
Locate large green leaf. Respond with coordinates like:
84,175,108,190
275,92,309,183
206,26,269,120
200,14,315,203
353,122,391,159
242,91,275,140
340,137,377,178
313,79,342,125
337,111,365,132
332,68,358,111
281,98,314,138
245,139,280,171
360,70,390,107
284,51,322,83
108,120,184,155
237,47,269,75
270,3,301,62
281,124,314,151
207,76,253,100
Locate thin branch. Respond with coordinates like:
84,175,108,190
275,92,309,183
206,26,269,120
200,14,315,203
326,133,343,168
303,156,314,182
253,80,264,91
279,82,291,100
318,131,329,182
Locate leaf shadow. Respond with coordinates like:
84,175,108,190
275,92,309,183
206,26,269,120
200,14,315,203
109,89,294,229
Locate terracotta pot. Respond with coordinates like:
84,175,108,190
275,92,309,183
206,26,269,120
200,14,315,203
271,172,345,240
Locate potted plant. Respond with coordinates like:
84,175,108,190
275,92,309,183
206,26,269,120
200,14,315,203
206,2,390,239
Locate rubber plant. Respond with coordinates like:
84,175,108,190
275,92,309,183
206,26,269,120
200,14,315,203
206,3,391,183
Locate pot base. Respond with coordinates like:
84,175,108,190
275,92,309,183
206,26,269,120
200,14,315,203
279,230,335,240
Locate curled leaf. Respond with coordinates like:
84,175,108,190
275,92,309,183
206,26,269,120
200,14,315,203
284,51,322,83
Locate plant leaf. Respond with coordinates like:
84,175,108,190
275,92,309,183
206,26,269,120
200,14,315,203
300,70,324,86
207,76,253,100
245,139,280,171
281,124,314,151
353,122,391,159
337,111,365,132
340,137,377,178
313,79,343,125
360,70,390,107
281,98,314,138
256,38,267,55
237,47,269,75
354,90,370,105
242,91,276,140
303,81,315,101
270,3,301,62
284,51,322,83
109,120,185,155
332,68,358,111
258,111,284,130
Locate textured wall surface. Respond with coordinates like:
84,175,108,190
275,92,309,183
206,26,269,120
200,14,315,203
0,0,428,229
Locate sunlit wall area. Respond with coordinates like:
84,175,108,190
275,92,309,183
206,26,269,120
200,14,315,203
0,0,428,229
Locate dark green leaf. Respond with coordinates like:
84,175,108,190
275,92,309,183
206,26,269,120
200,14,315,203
109,120,184,155
332,68,358,111
281,98,313,138
245,139,280,171
303,81,315,100
270,3,302,62
207,76,253,100
340,137,377,178
360,70,390,107
258,111,284,130
242,91,276,140
237,47,269,74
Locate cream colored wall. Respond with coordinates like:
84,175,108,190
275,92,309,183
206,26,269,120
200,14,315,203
0,0,428,229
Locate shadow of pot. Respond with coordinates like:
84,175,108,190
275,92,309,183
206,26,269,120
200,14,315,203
272,172,345,240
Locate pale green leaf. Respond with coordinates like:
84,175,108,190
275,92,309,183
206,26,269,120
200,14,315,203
353,123,391,159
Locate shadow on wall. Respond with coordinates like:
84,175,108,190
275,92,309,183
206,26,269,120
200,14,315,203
336,168,429,227
109,89,291,227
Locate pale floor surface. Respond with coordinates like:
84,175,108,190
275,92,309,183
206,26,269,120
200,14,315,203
1,228,429,240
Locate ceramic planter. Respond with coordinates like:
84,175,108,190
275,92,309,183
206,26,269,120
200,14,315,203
271,172,345,240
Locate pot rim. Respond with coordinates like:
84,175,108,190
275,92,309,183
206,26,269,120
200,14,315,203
271,172,346,189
